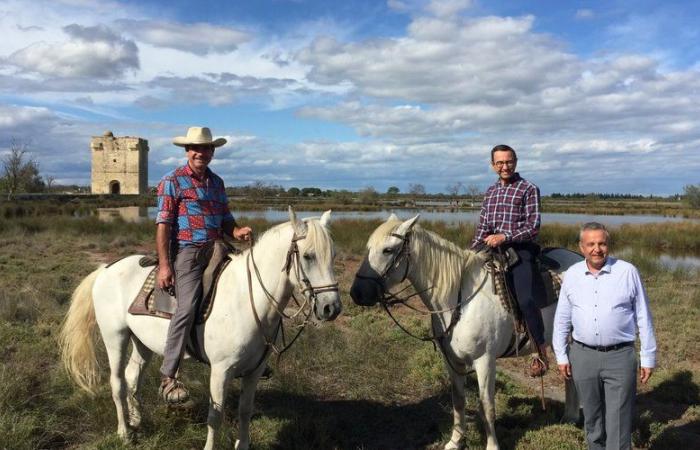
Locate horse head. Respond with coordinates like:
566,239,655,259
288,207,342,321
350,213,420,306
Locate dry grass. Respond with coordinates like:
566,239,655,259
0,216,697,449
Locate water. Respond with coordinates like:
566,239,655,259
98,206,697,226
141,207,698,226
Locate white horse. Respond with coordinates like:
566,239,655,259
60,208,342,450
350,215,579,450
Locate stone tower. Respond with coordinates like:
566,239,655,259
90,131,149,195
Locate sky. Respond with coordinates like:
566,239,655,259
1,0,699,195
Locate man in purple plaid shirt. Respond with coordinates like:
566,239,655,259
471,144,548,377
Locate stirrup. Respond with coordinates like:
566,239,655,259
159,377,190,405
528,356,548,378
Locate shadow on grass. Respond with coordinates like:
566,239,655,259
253,390,450,450
232,375,572,450
635,370,699,447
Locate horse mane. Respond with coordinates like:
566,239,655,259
240,217,333,268
369,220,481,301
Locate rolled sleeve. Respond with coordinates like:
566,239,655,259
156,177,177,224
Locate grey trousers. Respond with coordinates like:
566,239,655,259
570,341,637,450
160,246,205,378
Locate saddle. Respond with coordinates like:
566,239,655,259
127,239,237,324
478,245,583,356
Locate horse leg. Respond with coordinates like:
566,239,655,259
124,336,153,429
102,328,132,441
205,363,232,450
562,377,582,424
445,367,467,450
235,365,264,450
474,356,499,450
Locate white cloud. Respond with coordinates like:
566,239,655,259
7,24,139,78
118,20,251,55
426,0,473,18
575,9,595,20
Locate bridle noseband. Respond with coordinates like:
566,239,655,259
354,231,412,289
283,233,340,307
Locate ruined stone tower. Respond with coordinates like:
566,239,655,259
90,131,149,195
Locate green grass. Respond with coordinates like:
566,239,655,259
0,217,698,449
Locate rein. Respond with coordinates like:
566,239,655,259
357,230,490,373
245,230,339,371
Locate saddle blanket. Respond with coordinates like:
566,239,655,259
126,240,234,323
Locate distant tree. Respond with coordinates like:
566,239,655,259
445,182,464,197
359,186,379,204
45,175,56,192
301,187,322,197
287,187,300,196
466,184,481,201
684,184,700,208
1,139,44,199
408,183,426,196
386,186,400,195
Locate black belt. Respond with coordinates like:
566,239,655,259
574,339,634,352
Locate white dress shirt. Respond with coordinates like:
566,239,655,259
553,257,657,368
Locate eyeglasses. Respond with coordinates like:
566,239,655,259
493,160,516,168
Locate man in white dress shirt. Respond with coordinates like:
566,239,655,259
553,222,657,450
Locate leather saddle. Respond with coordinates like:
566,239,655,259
127,239,237,323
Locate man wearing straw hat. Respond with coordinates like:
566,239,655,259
155,126,252,404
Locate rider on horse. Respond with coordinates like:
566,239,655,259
471,144,549,377
155,126,253,403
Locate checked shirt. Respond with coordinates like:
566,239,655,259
471,173,541,247
156,164,234,247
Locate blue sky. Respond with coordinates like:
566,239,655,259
1,0,699,194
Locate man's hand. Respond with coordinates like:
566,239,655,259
484,233,507,248
157,264,175,290
233,226,253,241
640,367,653,384
558,363,572,380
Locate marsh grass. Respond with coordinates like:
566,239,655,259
0,217,698,449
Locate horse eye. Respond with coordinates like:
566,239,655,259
382,248,394,254
303,253,315,260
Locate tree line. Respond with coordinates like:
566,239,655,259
3,141,699,208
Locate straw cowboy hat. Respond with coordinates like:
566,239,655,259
173,126,227,148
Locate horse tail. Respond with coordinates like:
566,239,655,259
59,265,105,395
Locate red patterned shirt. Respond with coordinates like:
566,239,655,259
471,173,541,247
156,164,234,247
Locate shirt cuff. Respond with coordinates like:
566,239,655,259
640,354,655,368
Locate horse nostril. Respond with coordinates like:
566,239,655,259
323,303,333,318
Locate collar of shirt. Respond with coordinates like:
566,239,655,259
583,257,615,276
494,172,522,187
182,163,211,182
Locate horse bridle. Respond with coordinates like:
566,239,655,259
246,230,339,359
354,231,412,289
282,234,340,304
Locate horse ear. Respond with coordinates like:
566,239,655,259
395,214,420,236
288,205,308,237
387,213,399,221
320,209,332,228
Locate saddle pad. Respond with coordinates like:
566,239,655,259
126,257,231,323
